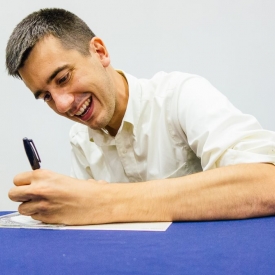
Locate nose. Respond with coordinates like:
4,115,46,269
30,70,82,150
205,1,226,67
51,90,74,114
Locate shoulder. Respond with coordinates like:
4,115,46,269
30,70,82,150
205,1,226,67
149,71,201,85
140,71,209,97
124,70,201,85
148,72,226,102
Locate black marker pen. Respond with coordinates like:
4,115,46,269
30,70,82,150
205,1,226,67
23,138,41,170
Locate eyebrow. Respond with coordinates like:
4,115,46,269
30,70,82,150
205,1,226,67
34,65,70,99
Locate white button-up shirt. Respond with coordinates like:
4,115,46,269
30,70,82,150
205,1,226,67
69,71,275,182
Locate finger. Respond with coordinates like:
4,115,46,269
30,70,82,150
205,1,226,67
18,201,38,216
30,207,61,224
13,171,33,186
31,213,59,224
8,185,34,202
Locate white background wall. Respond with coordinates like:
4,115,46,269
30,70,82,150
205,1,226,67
1,0,274,210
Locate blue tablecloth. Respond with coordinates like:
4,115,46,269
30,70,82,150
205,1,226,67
0,212,275,275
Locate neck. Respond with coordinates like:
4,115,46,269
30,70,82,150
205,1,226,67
105,68,129,136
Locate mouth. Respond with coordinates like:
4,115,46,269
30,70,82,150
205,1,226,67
75,97,92,119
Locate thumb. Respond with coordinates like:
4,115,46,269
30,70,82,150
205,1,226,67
13,171,33,186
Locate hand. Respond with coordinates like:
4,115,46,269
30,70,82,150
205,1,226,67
9,169,110,225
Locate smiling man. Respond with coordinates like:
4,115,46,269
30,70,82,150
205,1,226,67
6,8,275,225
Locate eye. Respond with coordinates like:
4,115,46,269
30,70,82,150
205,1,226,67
43,92,52,102
58,72,70,85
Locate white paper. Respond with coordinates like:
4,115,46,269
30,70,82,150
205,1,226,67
0,212,171,231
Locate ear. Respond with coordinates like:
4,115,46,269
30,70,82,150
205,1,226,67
89,37,110,67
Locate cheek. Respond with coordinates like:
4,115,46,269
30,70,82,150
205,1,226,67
73,72,92,89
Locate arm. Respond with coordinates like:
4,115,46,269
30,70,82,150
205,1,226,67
111,163,275,222
9,162,275,225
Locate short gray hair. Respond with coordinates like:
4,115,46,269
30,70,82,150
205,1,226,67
6,8,96,78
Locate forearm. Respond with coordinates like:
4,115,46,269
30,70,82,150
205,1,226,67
107,163,275,222
10,163,275,225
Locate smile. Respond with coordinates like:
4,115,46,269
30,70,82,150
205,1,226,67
75,98,92,117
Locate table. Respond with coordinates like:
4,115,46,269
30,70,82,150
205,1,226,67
0,211,274,275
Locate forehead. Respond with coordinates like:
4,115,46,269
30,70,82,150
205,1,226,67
18,36,79,92
25,35,69,65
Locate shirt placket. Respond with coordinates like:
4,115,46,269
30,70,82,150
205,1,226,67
115,123,142,182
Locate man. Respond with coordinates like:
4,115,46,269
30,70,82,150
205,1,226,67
6,8,275,225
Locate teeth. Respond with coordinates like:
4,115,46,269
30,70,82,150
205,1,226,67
76,98,91,116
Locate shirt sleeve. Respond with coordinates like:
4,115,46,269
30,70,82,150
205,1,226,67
177,76,275,170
